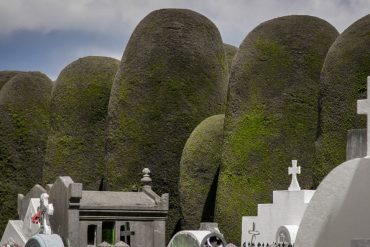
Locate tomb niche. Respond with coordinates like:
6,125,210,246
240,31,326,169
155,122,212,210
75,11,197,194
0,72,52,235
242,160,315,246
315,14,370,185
215,15,338,244
106,8,228,239
43,56,119,190
179,114,225,230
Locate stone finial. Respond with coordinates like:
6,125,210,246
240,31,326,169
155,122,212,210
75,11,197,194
357,76,370,157
141,168,152,185
288,160,301,191
98,242,112,247
114,241,130,247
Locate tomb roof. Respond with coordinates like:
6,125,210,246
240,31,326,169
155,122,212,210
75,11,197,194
80,191,157,209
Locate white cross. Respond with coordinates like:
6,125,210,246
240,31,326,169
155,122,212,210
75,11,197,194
248,222,260,245
357,76,370,158
288,160,301,191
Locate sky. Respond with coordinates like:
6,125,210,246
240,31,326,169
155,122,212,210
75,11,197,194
0,0,370,80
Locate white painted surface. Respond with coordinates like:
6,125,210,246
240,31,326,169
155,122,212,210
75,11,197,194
1,198,41,246
22,198,41,237
242,190,315,245
295,158,370,247
1,220,27,246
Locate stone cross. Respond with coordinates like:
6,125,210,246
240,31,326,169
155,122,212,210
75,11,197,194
288,160,301,191
248,222,260,245
120,222,135,244
357,76,370,157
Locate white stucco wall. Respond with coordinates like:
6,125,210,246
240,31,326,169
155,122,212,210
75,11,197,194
242,190,315,245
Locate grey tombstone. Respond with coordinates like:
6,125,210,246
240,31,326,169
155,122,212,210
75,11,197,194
346,129,367,160
352,240,370,247
18,184,47,220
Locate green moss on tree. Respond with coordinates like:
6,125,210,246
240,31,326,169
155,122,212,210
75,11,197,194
215,15,338,244
179,114,224,230
315,14,370,186
106,9,228,240
0,72,52,234
224,44,238,71
43,56,119,190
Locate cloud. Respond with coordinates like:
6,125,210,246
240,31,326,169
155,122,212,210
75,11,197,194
1,0,370,79
1,0,370,46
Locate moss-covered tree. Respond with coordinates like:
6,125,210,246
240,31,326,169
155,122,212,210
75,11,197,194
43,56,119,190
315,14,370,186
106,9,228,239
0,72,52,234
215,15,338,244
179,114,224,230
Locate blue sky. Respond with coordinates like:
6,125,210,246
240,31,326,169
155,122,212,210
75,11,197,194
0,0,370,80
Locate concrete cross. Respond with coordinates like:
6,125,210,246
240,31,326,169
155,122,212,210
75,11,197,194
288,160,301,191
120,222,135,244
248,222,260,245
357,76,370,157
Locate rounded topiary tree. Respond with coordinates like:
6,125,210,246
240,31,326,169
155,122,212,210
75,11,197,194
43,56,119,190
106,9,228,238
179,114,224,230
315,14,370,185
215,15,338,244
0,72,52,234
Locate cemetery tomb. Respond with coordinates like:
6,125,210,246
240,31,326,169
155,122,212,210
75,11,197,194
242,160,315,246
1,169,168,247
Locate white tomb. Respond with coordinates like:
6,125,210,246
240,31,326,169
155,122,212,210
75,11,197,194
1,193,55,246
241,160,315,246
294,77,370,247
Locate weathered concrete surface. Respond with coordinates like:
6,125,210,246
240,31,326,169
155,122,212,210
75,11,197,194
315,14,370,185
346,129,366,160
215,15,338,244
106,9,228,239
43,56,119,190
0,72,52,234
179,114,224,230
351,240,370,247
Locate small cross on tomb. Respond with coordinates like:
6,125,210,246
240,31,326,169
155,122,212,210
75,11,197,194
248,222,260,245
120,222,135,245
288,160,301,191
357,76,370,157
